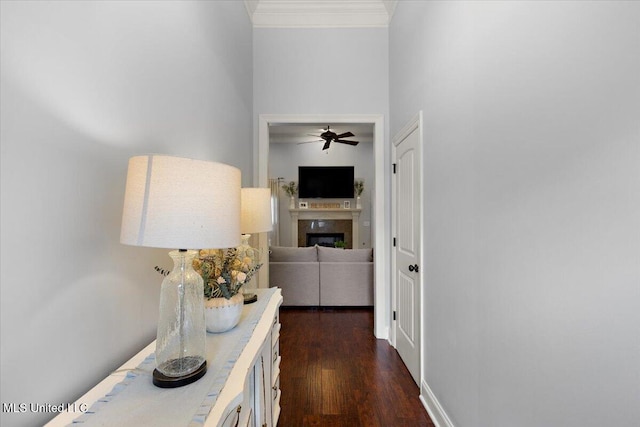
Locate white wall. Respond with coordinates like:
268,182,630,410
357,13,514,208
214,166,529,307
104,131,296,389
0,2,252,425
390,2,640,426
253,27,390,335
253,28,389,117
269,141,374,248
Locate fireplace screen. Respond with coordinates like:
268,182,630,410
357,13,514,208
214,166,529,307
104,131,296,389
306,233,345,247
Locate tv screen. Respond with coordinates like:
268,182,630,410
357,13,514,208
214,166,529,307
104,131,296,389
298,166,354,198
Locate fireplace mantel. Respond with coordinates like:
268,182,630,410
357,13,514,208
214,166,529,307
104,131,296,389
289,208,361,247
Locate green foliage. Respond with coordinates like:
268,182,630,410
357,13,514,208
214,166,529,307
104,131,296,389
282,181,298,197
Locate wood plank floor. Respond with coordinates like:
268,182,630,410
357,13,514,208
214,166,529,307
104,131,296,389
278,308,435,427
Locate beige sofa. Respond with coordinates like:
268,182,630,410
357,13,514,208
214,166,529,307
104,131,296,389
269,245,374,307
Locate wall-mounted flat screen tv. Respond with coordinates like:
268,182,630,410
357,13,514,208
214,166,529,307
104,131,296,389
298,166,354,198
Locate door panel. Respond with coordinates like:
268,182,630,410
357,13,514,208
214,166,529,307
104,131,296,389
397,270,415,344
398,148,416,256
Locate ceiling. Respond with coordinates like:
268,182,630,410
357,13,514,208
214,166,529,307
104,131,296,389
244,0,397,28
269,122,374,145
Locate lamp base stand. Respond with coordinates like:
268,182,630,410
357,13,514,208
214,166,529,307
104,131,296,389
153,359,207,388
243,293,257,304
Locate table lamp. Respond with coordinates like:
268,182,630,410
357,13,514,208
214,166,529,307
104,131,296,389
239,188,273,304
120,154,240,388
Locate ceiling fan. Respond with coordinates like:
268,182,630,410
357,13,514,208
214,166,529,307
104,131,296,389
300,125,360,150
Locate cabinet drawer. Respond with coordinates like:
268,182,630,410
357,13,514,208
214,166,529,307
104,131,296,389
271,322,281,349
272,338,279,363
272,355,281,386
272,383,281,426
272,374,280,397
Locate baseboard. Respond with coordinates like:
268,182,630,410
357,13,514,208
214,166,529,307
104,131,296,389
420,380,454,427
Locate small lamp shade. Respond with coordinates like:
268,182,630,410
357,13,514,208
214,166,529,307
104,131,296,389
121,155,241,249
240,188,273,234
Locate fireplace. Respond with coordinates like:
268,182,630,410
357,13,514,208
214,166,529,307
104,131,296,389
297,219,352,248
306,233,345,247
289,207,361,249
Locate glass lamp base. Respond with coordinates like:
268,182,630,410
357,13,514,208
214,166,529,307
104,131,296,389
243,293,257,304
153,358,207,388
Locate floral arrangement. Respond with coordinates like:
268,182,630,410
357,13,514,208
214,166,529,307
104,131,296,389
193,248,262,300
354,180,365,197
282,181,298,197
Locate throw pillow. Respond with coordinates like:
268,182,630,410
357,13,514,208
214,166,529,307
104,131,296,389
317,246,373,262
269,245,318,262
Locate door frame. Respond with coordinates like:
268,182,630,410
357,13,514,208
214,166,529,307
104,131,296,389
257,113,389,339
391,111,424,378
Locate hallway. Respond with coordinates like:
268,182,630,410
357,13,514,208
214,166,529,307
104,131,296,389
278,308,434,426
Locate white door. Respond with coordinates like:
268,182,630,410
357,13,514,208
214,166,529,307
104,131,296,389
393,115,422,385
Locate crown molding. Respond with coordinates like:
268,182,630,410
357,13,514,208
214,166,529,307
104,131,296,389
381,0,397,20
244,0,396,28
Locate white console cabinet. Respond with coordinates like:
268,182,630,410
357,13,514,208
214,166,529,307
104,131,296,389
47,288,282,427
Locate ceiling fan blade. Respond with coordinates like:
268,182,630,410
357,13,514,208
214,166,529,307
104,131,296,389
297,140,323,145
322,141,331,150
334,139,359,146
335,132,354,139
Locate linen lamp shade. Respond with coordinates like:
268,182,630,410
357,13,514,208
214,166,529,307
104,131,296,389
240,188,273,234
238,188,272,304
120,155,241,249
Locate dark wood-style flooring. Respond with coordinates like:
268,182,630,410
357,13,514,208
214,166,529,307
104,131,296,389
278,308,435,427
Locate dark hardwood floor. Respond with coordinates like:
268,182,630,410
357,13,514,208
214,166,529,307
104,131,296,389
278,308,435,427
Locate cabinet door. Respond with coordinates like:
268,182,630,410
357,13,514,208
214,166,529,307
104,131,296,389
251,313,281,427
220,405,241,427
271,315,281,426
251,342,271,427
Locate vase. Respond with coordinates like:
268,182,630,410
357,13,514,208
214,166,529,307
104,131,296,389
205,293,244,333
289,196,295,209
356,196,362,209
156,250,206,378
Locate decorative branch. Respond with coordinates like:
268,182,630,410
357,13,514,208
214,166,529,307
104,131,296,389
282,181,298,197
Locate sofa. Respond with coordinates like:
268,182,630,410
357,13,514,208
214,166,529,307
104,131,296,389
269,245,374,307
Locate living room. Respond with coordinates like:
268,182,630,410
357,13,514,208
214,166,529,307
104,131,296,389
269,123,374,250
266,122,377,307
2,1,639,427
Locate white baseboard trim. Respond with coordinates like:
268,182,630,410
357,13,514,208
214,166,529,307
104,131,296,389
420,380,454,427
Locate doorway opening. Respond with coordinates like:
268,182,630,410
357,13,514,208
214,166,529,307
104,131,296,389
256,114,388,339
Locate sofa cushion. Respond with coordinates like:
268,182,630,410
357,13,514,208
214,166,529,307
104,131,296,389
269,245,318,262
270,262,320,306
320,262,374,306
317,246,373,262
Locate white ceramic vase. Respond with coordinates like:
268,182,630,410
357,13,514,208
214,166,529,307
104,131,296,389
205,293,244,333
289,196,295,209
